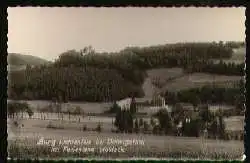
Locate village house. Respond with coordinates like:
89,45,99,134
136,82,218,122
116,95,172,113
177,102,194,111
208,104,235,113
174,102,195,116
223,116,244,140
116,98,132,110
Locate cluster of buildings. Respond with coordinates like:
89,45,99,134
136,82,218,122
116,95,172,113
115,95,244,140
116,95,236,115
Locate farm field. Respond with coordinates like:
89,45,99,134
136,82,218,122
143,67,243,95
7,65,26,71
160,73,243,92
146,68,184,81
8,119,243,160
143,68,184,97
8,113,244,135
7,99,112,113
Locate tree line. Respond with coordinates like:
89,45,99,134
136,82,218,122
7,101,34,119
184,60,244,76
54,43,243,72
162,81,245,115
7,101,85,122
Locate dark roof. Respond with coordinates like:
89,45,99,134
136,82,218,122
178,103,194,110
134,97,152,103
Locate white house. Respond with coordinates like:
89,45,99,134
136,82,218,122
208,104,235,113
148,95,172,113
116,98,132,110
116,95,172,113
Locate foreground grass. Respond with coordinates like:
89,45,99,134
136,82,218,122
8,135,243,160
8,119,243,160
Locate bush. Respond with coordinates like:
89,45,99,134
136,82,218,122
13,121,18,127
96,122,102,133
111,128,117,133
26,108,34,118
152,125,160,135
107,102,121,114
139,118,144,128
134,119,139,133
182,118,201,137
82,125,87,131
143,121,149,132
46,121,64,129
155,109,173,134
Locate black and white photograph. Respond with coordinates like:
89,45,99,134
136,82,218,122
7,7,245,160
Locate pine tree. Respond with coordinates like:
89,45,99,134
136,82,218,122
130,97,137,115
134,119,139,133
139,118,144,128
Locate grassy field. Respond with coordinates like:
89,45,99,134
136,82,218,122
143,67,243,95
7,99,111,114
143,68,184,97
146,68,184,81
8,119,243,160
7,65,26,71
159,73,242,92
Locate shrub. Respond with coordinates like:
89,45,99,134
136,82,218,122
155,109,173,134
139,118,144,128
152,125,160,135
26,108,34,118
111,128,117,133
182,118,201,137
134,119,139,133
143,121,149,132
96,122,102,133
107,101,121,114
46,121,64,129
13,121,18,127
82,125,87,131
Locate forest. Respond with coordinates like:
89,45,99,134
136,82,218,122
8,42,244,103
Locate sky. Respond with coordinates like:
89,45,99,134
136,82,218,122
8,7,245,61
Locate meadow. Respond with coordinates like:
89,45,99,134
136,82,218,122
143,66,242,95
7,99,111,114
8,118,243,160
161,73,242,92
145,70,242,93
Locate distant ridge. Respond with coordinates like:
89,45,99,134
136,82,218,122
8,53,50,71
8,53,49,66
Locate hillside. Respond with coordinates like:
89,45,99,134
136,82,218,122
8,43,244,102
8,53,49,71
142,47,245,97
143,68,243,97
142,68,184,97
